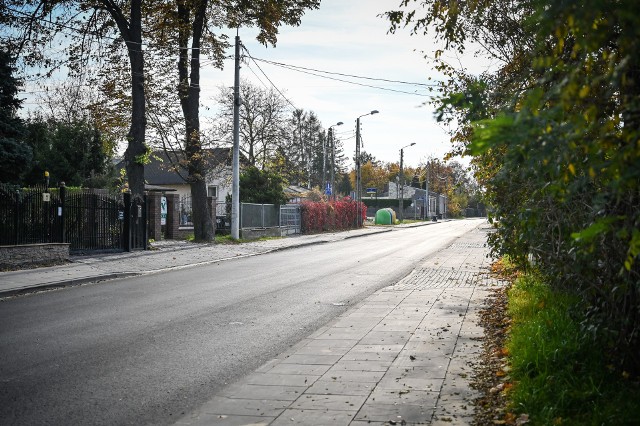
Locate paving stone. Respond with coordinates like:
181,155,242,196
303,339,358,348
246,373,320,387
322,368,386,383
314,328,371,340
358,331,413,345
431,415,474,425
330,317,381,329
328,360,393,372
270,408,356,425
376,375,443,392
196,396,289,417
370,319,422,332
347,344,404,354
394,353,452,370
266,363,332,376
293,345,353,356
385,365,448,381
175,413,274,426
354,402,435,424
367,387,439,407
291,393,368,411
219,384,307,401
305,379,375,396
280,354,343,365
340,349,399,363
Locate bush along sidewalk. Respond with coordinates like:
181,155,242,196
300,198,366,233
501,268,640,425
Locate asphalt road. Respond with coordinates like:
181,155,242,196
0,220,482,425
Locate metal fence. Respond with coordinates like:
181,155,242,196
178,195,194,226
178,195,229,230
173,198,300,234
0,184,63,246
0,183,146,252
279,204,301,235
240,203,280,229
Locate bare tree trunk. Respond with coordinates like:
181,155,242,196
177,0,214,242
100,0,146,199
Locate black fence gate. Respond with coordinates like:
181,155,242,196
0,184,147,252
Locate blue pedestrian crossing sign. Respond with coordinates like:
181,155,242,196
325,182,332,195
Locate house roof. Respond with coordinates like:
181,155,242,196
284,185,310,196
144,148,233,185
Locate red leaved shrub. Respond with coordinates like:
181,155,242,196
300,198,366,234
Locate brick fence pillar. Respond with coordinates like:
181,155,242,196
147,192,162,241
165,193,181,239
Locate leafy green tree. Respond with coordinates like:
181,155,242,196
239,166,287,205
0,49,31,183
386,0,640,372
23,117,113,187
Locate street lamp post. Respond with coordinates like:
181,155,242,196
398,142,416,222
328,122,343,199
355,110,378,226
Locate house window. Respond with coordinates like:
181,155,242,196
207,185,218,198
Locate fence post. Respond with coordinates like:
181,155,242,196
13,189,20,245
123,192,131,252
142,194,148,250
59,183,66,243
147,192,162,241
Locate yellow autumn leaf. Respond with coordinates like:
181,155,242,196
579,85,590,98
568,164,576,175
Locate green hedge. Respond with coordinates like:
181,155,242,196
362,199,411,210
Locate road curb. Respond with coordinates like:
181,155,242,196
0,272,142,298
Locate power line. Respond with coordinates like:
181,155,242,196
245,56,439,97
242,45,298,111
250,56,440,88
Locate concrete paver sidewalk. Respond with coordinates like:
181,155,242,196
175,221,503,425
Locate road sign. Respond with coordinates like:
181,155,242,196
366,188,377,193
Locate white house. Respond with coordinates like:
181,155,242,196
143,148,234,202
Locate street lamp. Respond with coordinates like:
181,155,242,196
327,121,343,199
398,142,416,222
355,110,379,226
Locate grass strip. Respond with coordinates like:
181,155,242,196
506,273,640,425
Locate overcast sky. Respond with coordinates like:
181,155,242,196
198,0,479,169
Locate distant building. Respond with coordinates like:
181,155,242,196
140,148,236,201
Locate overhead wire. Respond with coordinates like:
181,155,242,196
244,52,438,98
241,44,298,111
250,57,440,88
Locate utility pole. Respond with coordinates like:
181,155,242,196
231,33,241,240
328,122,343,199
398,143,416,222
330,127,335,199
426,165,430,220
399,148,403,222
355,111,378,226
322,132,327,193
355,117,361,207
